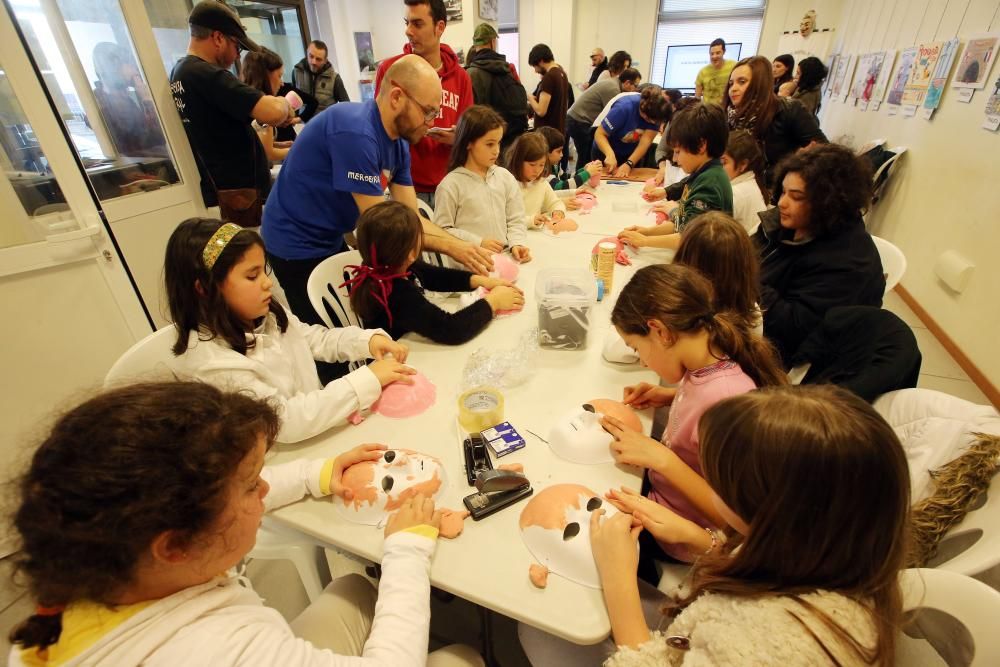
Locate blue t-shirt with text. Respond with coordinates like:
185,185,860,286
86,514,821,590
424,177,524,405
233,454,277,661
262,100,412,260
599,95,658,164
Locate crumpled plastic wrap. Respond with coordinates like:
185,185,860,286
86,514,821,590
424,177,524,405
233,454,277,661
461,328,540,391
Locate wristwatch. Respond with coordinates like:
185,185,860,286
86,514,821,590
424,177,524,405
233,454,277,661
624,159,634,168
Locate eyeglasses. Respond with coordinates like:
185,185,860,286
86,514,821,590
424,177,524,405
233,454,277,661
225,35,244,55
390,79,439,122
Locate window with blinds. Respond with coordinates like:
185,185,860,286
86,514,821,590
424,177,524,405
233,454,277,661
650,0,766,90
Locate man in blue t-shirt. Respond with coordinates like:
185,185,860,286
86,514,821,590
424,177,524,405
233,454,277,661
262,54,492,333
593,90,669,178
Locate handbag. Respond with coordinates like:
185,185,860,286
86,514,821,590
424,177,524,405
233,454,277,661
192,127,264,228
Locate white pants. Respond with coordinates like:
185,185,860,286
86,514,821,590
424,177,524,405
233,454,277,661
289,574,484,666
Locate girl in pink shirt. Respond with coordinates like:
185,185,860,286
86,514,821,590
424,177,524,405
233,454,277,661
601,263,785,565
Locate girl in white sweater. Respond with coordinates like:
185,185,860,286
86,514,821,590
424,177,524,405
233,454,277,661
8,382,482,667
503,131,568,230
720,130,768,235
593,385,910,666
434,105,531,262
164,218,414,443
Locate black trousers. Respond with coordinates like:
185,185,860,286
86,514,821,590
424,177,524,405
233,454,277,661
268,247,347,384
566,117,595,167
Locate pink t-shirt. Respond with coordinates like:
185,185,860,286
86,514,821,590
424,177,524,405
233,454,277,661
648,360,756,561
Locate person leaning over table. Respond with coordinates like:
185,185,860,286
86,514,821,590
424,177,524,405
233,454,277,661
593,85,673,179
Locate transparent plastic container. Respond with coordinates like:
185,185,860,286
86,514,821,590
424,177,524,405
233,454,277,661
535,268,597,350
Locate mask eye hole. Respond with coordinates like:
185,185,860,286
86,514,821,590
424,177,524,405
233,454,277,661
586,497,602,512
383,450,396,463
381,476,394,492
563,522,580,540
582,403,595,413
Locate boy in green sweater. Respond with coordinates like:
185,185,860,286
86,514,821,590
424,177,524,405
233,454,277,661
619,102,733,250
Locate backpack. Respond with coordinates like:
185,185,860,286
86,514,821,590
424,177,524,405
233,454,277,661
486,68,528,140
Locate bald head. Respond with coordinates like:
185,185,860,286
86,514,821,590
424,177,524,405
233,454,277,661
378,54,442,143
380,54,441,103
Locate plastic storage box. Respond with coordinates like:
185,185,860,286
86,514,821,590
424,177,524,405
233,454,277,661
535,268,597,349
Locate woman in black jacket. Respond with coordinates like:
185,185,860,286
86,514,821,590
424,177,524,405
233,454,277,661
753,144,885,365
724,55,827,186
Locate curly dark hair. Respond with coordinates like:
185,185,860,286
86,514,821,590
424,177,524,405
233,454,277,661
8,382,280,650
638,85,673,125
772,144,873,237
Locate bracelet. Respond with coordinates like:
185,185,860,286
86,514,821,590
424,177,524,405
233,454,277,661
624,159,634,167
703,527,720,555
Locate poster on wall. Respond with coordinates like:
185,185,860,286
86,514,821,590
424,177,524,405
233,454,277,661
953,33,1000,104
479,0,498,21
902,41,944,107
983,76,1000,131
887,46,918,106
354,32,375,73
823,54,840,97
829,54,853,100
870,50,896,110
444,0,463,23
851,52,886,105
923,38,961,113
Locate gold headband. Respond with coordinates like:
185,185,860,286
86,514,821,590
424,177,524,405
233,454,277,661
202,223,244,270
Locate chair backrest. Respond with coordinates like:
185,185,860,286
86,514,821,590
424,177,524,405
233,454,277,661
306,250,363,329
104,327,178,387
900,568,1000,665
416,198,434,221
871,235,906,294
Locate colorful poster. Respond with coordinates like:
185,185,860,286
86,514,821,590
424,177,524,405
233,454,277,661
953,33,1000,90
924,38,961,110
902,41,944,106
872,50,896,103
887,47,918,106
830,54,852,99
851,52,886,102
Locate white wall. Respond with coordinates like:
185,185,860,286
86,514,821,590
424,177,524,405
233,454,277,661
758,0,847,61
570,0,658,85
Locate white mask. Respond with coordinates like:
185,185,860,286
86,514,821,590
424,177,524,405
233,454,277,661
335,449,447,525
547,399,643,464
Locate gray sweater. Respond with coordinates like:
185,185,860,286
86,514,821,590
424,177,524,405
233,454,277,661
433,166,528,247
567,77,622,124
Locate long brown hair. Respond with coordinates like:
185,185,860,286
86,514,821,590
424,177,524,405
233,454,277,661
9,382,280,650
241,47,283,95
611,264,785,388
675,212,760,328
682,385,910,666
165,218,288,356
724,129,768,202
349,201,423,324
724,55,779,141
501,131,548,182
447,104,506,173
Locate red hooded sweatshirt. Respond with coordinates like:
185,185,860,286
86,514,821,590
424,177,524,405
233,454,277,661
375,43,473,194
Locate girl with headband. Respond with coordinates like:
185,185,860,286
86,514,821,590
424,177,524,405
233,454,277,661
163,218,414,443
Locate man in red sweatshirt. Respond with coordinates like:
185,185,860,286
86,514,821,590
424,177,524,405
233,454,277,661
375,0,474,209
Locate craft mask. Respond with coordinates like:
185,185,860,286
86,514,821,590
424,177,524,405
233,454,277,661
547,399,642,464
519,483,635,588
372,372,437,418
335,449,446,525
491,253,520,282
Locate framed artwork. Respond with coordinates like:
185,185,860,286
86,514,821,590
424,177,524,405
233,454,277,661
902,41,945,107
851,52,886,102
924,38,961,110
887,47,918,106
871,50,896,103
353,32,375,74
444,0,463,23
953,33,1000,90
479,0,498,21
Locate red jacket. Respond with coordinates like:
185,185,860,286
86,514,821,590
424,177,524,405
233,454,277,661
375,44,473,193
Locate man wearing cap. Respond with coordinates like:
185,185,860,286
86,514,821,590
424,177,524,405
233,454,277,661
581,48,608,90
466,23,527,149
170,1,294,215
374,0,473,209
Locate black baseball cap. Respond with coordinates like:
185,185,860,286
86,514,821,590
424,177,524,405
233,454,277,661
189,1,261,53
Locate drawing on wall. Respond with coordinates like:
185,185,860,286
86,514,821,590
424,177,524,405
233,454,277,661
444,0,463,23
479,0,499,21
887,47,918,106
902,41,944,107
354,32,375,73
953,33,1000,90
924,38,961,110
984,76,1000,130
823,54,840,97
871,50,896,103
830,54,852,99
851,52,886,102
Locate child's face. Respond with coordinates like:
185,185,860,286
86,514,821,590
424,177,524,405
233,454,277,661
467,127,504,170
523,157,548,182
720,152,746,180
617,324,685,384
547,146,563,165
672,142,708,175
220,244,273,326
777,171,811,233
190,435,269,573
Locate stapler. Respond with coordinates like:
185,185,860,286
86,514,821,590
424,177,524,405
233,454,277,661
462,469,533,520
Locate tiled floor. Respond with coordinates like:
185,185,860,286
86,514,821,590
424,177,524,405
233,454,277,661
0,293,992,666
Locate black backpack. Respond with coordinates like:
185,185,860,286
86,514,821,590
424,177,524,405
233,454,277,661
487,69,528,141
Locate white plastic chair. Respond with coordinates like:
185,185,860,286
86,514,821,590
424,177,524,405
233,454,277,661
871,235,906,294
104,326,177,386
872,146,907,203
306,250,363,329
900,568,1000,666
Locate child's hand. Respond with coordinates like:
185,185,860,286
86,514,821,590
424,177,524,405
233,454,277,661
605,487,703,549
642,187,666,202
601,416,669,470
623,382,675,409
550,209,566,220
590,508,642,582
531,214,549,228
651,200,678,214
369,359,416,387
385,493,443,539
618,230,648,248
585,160,604,176
480,238,505,253
566,198,582,210
484,285,525,313
511,245,532,263
653,168,666,187
328,443,387,500
368,334,409,363
472,276,514,290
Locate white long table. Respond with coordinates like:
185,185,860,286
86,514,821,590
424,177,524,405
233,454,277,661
266,181,675,644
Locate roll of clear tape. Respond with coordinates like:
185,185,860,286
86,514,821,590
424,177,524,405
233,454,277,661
457,387,504,433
